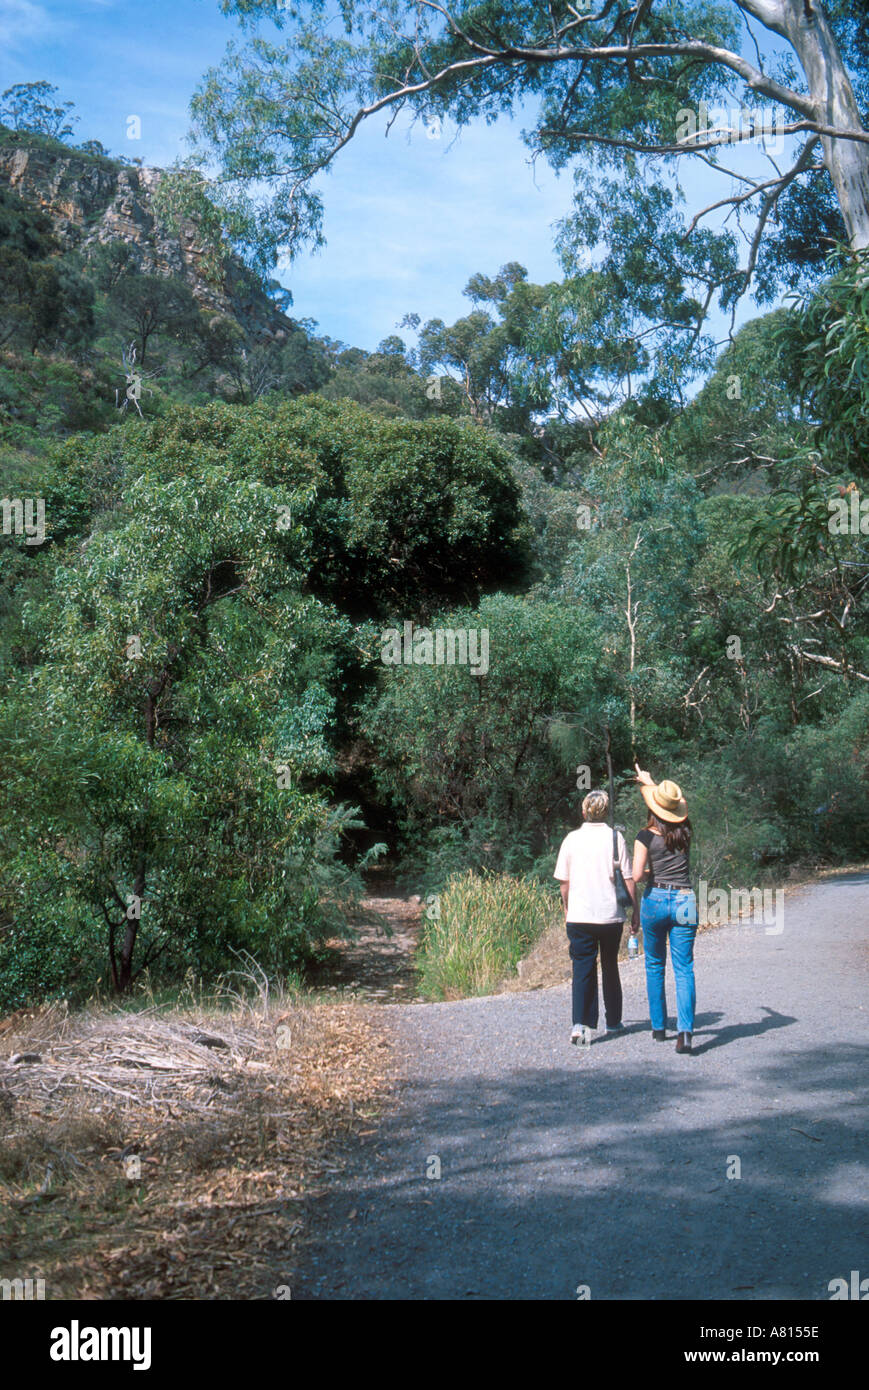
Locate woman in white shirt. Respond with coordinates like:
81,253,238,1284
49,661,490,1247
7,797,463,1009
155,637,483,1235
554,789,637,1046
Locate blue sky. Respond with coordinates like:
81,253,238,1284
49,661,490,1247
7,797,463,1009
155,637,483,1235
1,0,782,352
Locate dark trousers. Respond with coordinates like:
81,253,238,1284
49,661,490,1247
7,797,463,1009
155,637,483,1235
567,922,624,1028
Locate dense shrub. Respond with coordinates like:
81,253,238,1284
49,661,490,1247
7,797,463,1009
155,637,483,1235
362,591,623,885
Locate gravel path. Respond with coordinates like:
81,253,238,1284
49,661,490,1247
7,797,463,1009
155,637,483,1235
293,871,869,1300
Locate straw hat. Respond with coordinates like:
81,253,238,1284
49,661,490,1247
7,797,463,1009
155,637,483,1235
641,778,688,823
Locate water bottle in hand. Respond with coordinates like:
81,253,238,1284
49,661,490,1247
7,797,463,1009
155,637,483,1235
628,932,639,960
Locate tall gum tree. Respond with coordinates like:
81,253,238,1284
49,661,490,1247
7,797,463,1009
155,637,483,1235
755,0,869,247
184,2,869,286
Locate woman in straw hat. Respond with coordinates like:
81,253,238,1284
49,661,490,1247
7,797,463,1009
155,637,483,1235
633,767,698,1055
554,788,637,1047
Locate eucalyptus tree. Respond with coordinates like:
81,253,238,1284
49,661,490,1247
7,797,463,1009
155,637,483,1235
0,82,77,143
407,263,551,426
184,2,867,290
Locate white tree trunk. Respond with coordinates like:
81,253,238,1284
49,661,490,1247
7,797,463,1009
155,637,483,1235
779,1,869,249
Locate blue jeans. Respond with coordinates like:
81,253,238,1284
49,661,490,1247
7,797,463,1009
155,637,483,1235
640,887,698,1033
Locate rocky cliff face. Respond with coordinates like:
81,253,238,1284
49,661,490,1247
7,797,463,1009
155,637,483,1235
0,133,292,341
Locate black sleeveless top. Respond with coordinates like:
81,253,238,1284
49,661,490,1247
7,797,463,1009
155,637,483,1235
636,828,691,888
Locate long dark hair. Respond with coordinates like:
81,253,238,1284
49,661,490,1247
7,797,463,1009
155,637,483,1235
647,811,692,854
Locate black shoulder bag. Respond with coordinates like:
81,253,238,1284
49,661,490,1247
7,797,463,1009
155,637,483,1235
605,726,634,913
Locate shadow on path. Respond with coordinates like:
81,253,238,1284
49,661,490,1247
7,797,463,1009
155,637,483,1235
691,1006,798,1055
292,1041,867,1300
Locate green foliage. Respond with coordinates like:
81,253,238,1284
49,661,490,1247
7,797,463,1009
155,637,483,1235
153,162,287,285
0,396,525,1004
0,355,116,440
250,396,531,615
0,183,57,261
672,310,808,490
754,171,847,304
718,263,869,674
411,263,552,428
781,249,869,471
212,323,332,404
675,693,869,890
0,440,355,1003
553,424,708,743
195,0,739,265
363,592,620,881
321,339,434,418
545,174,734,410
0,146,343,437
101,270,198,366
732,457,833,586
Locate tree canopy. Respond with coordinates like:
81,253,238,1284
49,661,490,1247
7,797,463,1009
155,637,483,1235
187,1,869,300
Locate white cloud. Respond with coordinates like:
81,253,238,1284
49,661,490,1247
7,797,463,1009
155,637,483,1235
0,0,57,49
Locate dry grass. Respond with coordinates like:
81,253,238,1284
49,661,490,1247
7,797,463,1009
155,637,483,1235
0,996,396,1300
499,919,572,994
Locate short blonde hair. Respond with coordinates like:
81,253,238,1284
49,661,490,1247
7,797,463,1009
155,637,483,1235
582,789,609,822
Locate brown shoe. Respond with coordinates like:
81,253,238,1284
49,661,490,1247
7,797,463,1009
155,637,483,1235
675,1031,693,1054
652,1029,666,1041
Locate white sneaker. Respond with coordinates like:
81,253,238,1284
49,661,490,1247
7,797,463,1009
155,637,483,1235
571,1024,592,1046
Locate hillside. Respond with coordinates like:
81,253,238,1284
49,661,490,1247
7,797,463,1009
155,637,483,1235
0,125,351,442
0,125,293,340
